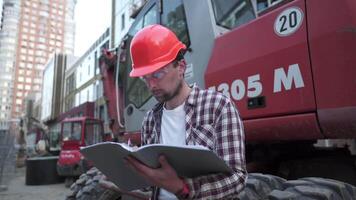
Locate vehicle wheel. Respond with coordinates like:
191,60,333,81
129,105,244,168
26,156,64,185
237,173,286,200
268,177,356,200
66,167,121,200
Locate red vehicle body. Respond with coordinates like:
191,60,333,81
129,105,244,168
205,0,356,142
57,117,105,178
97,0,356,184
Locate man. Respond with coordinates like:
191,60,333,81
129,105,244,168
125,24,247,199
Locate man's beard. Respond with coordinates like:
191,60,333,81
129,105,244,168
153,81,183,103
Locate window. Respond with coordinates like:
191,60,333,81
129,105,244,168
40,10,49,17
20,62,26,68
124,4,159,108
95,81,102,99
39,29,46,36
34,78,42,84
33,85,40,91
36,64,44,70
36,50,44,56
211,0,256,29
94,51,99,75
256,0,285,12
161,0,190,48
143,5,157,27
66,74,75,94
62,122,82,141
84,120,103,145
38,44,45,50
38,37,46,43
121,13,125,30
15,105,21,112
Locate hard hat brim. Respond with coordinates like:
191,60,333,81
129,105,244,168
129,60,172,77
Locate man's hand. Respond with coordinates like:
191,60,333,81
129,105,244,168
125,155,184,194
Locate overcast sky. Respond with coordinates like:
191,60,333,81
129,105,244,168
74,0,111,56
0,0,107,56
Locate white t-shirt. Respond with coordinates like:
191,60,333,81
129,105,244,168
159,102,186,199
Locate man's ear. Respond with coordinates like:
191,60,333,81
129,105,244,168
177,59,187,74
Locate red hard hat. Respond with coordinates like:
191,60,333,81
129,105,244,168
129,24,186,77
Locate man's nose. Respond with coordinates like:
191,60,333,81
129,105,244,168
146,78,157,89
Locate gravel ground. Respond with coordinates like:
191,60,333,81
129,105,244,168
0,167,70,200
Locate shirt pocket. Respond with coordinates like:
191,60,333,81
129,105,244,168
190,124,215,150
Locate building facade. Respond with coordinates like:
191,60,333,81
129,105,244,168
9,0,76,120
64,28,110,124
0,0,21,131
0,0,4,26
41,53,76,132
111,0,146,48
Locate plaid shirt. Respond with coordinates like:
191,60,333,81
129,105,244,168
141,85,247,199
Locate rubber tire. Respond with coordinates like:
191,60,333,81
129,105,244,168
65,177,75,188
26,156,64,185
237,173,286,200
66,167,121,200
268,177,356,200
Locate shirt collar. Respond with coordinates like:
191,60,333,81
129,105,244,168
185,83,199,107
151,83,199,114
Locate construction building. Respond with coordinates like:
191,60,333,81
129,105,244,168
0,0,21,132
0,0,76,130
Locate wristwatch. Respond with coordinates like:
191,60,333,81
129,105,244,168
175,179,190,199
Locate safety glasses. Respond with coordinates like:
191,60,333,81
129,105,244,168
140,66,169,82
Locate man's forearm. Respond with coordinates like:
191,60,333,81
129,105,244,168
184,169,247,199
